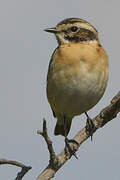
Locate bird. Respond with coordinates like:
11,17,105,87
44,18,108,156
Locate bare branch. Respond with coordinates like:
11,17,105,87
36,91,120,180
37,119,59,167
0,159,31,180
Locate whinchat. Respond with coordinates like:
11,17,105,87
45,18,108,152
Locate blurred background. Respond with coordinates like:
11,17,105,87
0,0,120,179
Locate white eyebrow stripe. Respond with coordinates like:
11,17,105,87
75,23,97,33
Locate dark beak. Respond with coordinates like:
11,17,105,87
44,27,59,34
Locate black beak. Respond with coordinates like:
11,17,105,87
44,27,59,34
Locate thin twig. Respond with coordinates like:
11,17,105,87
37,119,59,166
0,159,32,180
36,91,120,180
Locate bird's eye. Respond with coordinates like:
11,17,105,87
70,26,78,32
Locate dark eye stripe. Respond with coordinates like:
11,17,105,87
64,28,98,42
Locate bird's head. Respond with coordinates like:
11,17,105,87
44,18,99,45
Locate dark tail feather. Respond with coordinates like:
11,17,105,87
54,119,72,136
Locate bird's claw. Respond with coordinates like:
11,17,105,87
86,117,95,141
65,137,79,159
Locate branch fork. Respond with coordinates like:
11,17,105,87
36,91,120,180
0,159,31,180
37,119,59,168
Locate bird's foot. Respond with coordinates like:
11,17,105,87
85,115,95,141
65,137,79,159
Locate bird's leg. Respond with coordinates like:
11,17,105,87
85,112,95,141
64,116,79,159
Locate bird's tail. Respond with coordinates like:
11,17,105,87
54,118,72,136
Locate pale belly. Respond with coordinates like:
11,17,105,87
47,61,108,117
